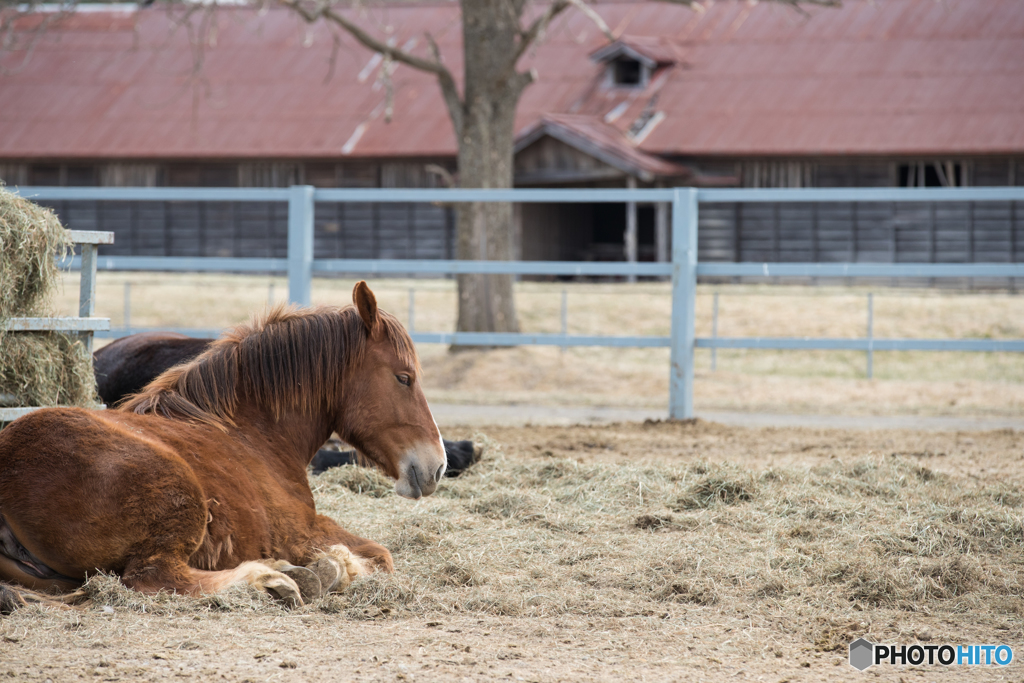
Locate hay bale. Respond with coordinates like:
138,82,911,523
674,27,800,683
0,185,98,409
0,185,71,318
0,332,97,408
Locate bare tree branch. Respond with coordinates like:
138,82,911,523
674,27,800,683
323,29,342,84
514,0,569,64
565,0,614,41
279,0,451,77
510,66,537,97
0,0,77,75
425,31,463,138
425,163,455,189
278,0,463,134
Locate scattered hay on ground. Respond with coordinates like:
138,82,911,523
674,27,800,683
301,427,1024,631
79,573,284,616
673,466,758,509
313,463,393,498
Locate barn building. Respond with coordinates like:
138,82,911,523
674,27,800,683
1,0,1022,269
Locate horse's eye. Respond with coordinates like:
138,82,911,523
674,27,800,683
396,374,411,386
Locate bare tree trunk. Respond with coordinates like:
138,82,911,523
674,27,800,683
454,0,526,335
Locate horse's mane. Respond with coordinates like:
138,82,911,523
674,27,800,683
121,304,416,427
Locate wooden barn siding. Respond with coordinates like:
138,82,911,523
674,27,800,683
39,199,452,261
697,202,1024,265
27,160,456,262
315,202,452,260
36,196,1024,270
696,157,1024,272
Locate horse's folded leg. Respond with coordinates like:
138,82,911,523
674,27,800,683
125,560,305,608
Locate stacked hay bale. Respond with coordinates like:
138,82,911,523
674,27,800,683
0,186,98,410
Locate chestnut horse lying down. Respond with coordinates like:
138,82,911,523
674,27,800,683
94,332,481,477
0,282,445,607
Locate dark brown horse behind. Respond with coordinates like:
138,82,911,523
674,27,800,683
93,331,211,407
0,282,445,606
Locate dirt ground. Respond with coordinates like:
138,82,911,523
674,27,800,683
2,421,1022,682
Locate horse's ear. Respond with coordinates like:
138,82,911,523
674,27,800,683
353,281,380,337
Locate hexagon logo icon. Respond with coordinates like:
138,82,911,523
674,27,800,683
849,637,874,671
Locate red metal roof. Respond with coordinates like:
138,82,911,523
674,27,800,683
0,0,1021,160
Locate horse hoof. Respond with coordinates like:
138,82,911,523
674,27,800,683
278,565,327,604
306,557,341,594
0,584,26,614
261,574,304,608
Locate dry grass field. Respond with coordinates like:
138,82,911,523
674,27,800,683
1,422,1022,681
58,272,1024,417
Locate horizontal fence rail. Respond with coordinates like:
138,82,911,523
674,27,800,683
697,263,1024,278
2,317,110,332
61,256,289,272
17,186,1024,203
13,184,1024,420
61,256,1024,280
312,259,674,277
700,337,1024,352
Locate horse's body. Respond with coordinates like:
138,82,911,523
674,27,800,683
0,283,445,605
93,332,210,407
93,331,479,477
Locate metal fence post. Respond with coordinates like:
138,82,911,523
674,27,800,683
560,288,568,353
408,288,416,333
123,281,131,335
711,291,719,372
669,187,698,419
79,243,98,354
287,185,315,306
867,292,874,379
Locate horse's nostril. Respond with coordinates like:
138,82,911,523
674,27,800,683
434,464,445,483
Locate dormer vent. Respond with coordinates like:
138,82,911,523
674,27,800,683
613,58,643,86
590,37,679,90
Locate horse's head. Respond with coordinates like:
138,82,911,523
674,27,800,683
338,282,446,499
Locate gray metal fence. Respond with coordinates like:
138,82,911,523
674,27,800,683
13,185,1024,420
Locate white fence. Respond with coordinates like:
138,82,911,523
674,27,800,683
12,185,1024,419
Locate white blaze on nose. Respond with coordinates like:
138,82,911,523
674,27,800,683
435,418,448,479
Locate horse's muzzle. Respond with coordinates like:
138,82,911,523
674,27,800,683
395,442,447,499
